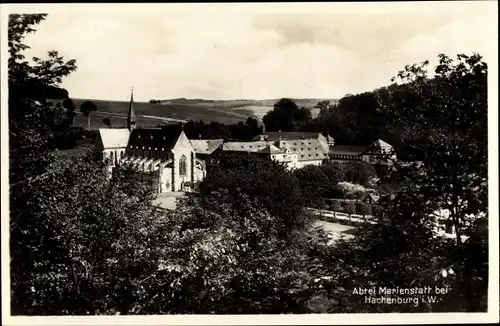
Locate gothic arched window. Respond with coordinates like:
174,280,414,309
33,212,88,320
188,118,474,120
179,155,187,176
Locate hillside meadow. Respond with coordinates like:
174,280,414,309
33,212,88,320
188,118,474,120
71,98,339,129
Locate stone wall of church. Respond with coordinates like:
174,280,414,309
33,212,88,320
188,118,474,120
171,132,195,191
103,148,126,167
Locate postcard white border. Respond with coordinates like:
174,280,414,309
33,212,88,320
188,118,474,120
1,2,498,325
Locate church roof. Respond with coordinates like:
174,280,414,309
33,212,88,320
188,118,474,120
190,139,224,155
98,128,130,149
127,125,184,151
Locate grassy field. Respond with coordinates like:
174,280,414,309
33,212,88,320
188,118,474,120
72,98,339,130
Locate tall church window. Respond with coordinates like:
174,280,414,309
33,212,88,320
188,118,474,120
110,151,114,165
179,155,187,176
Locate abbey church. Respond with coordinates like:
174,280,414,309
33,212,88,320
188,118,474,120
96,90,208,193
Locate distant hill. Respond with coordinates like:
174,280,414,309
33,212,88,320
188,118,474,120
71,97,339,129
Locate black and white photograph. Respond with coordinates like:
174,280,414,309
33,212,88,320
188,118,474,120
1,2,498,324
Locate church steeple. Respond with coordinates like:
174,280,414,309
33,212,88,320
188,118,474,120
127,87,136,131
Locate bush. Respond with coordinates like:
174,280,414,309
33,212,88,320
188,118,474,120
329,200,341,212
355,202,372,216
371,204,383,218
344,202,356,216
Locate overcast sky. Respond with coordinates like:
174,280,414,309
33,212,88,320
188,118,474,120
17,2,497,102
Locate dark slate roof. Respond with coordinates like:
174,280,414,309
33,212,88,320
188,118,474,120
127,125,183,151
253,132,323,141
328,145,367,156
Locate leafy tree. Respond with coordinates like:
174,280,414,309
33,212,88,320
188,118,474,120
315,53,488,313
200,152,313,239
292,165,329,207
343,201,356,218
314,100,331,118
355,202,372,217
329,200,341,212
62,98,76,126
80,100,97,131
263,98,312,132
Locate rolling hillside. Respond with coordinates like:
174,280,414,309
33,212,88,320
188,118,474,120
72,97,339,129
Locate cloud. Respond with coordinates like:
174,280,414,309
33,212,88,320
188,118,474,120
20,3,496,101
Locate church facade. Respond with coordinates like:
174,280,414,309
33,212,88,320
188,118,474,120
96,90,206,193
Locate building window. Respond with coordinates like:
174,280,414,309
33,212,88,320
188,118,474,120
179,155,187,176
110,151,114,164
120,151,124,158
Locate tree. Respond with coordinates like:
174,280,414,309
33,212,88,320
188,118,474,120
102,117,112,127
355,202,372,219
200,153,313,239
80,101,97,131
343,202,356,220
314,100,332,118
62,98,76,127
314,53,488,313
292,165,329,207
263,98,312,132
377,53,487,250
329,200,341,219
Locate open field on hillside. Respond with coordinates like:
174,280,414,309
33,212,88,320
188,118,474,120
72,98,339,129
72,99,254,126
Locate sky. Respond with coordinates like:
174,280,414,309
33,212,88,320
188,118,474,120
17,2,497,102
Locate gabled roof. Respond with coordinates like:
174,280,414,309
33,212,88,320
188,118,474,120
127,125,184,151
259,144,285,154
222,141,269,152
363,193,380,203
281,139,327,161
98,128,130,149
362,139,393,155
329,145,367,156
373,139,392,148
190,139,224,155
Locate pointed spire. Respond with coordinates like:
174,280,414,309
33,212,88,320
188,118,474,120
127,86,136,131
